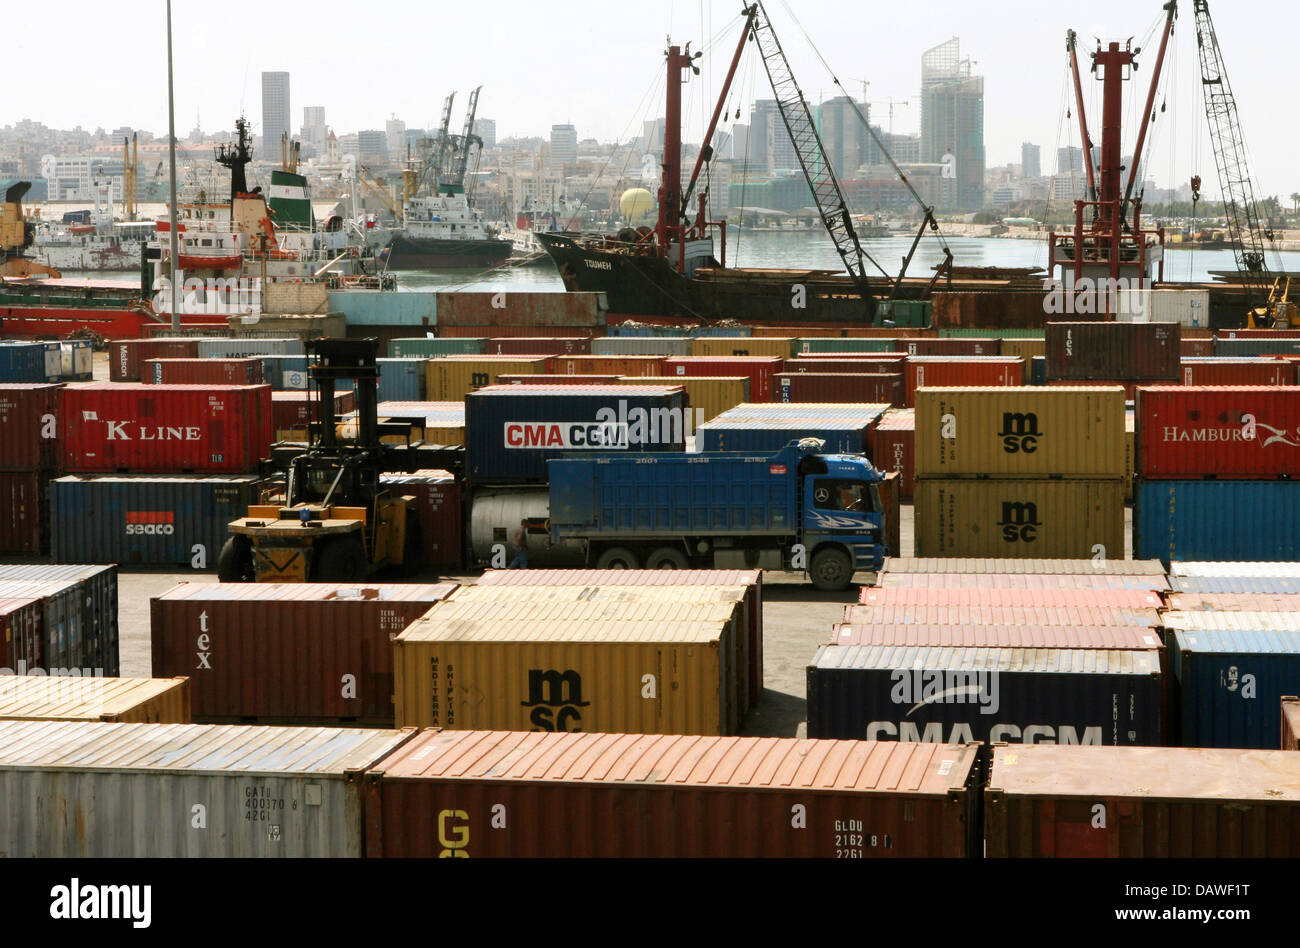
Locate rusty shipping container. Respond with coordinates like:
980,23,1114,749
1181,358,1296,386
0,383,61,472
878,572,1169,591
879,556,1168,576
425,356,551,400
151,582,458,724
984,744,1300,857
486,337,592,356
915,386,1126,478
830,623,1164,651
1137,386,1300,478
1045,322,1181,381
870,408,915,499
0,721,415,857
434,291,604,327
914,478,1126,559
688,337,793,359
107,338,200,382
0,471,45,555
662,355,785,401
551,354,667,377
905,357,1023,408
776,372,905,407
60,383,273,474
857,587,1164,610
143,357,265,386
0,676,190,723
1284,697,1300,750
361,730,981,858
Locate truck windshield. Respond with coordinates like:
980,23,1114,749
813,480,878,513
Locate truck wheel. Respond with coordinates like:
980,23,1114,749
810,547,853,592
645,547,689,569
595,547,640,570
315,536,369,581
217,536,255,583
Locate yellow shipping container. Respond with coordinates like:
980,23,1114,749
425,357,550,400
914,478,1125,559
688,337,794,359
0,676,191,723
393,604,737,734
617,375,750,425
914,386,1126,479
1000,340,1046,382
1125,411,1135,502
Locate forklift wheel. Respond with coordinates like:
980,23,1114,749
314,536,369,582
217,536,255,583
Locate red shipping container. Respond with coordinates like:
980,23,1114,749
905,357,1022,407
786,357,907,374
60,383,273,474
868,409,914,500
485,337,592,356
856,587,1165,610
107,338,201,382
1045,322,1181,381
662,356,785,401
143,357,265,386
775,372,905,407
380,470,462,570
1180,359,1295,387
902,338,1000,357
1181,338,1215,358
439,325,594,338
271,390,356,432
0,383,61,471
0,597,43,673
1137,385,1300,478
551,354,664,376
496,374,621,386
0,471,44,554
150,582,459,723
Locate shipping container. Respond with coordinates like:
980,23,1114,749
807,644,1162,744
1169,624,1300,748
775,372,906,407
0,575,118,676
1214,337,1300,357
984,743,1300,857
1284,697,1300,750
697,403,888,455
271,390,355,436
374,400,464,445
0,598,42,674
1134,479,1300,563
497,374,621,386
1124,410,1135,501
486,337,591,356
841,603,1163,627
785,357,908,376
151,582,458,723
426,356,551,400
108,338,200,382
0,383,60,472
905,357,1023,408
869,409,914,500
1166,592,1300,612
257,354,310,390
388,336,487,358
435,290,604,327
879,556,1167,576
49,475,263,567
830,623,1164,651
877,572,1169,591
551,354,666,377
1001,339,1047,381
361,730,981,858
793,337,904,354
143,357,265,386
393,602,739,735
615,375,749,425
1046,322,1181,381
1180,358,1295,386
903,338,1000,357
195,337,305,359
465,384,688,483
1112,288,1212,327
1137,386,1300,478
857,587,1164,610
378,470,462,569
0,676,190,723
375,357,427,402
662,356,785,401
914,386,1126,478
914,478,1126,559
61,383,273,474
688,337,793,359
0,720,415,857
0,341,59,383
58,340,92,381
591,336,691,356
1172,561,1300,580
1182,338,1216,358
0,471,45,554
1169,575,1300,595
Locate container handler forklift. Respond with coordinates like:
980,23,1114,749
218,337,462,582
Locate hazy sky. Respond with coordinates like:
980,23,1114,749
7,1,1296,198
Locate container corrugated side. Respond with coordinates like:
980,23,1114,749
1173,562,1300,579
1170,575,1300,594
151,583,458,724
914,386,1126,478
0,598,42,674
486,337,592,356
194,337,305,358
144,358,265,386
1283,697,1300,750
688,337,793,359
914,478,1125,559
878,556,1167,576
857,587,1165,610
0,720,415,857
379,470,462,570
388,337,486,357
0,676,190,723
393,607,736,735
806,645,1163,744
869,409,914,499
0,471,45,555
1137,386,1300,478
830,623,1164,651
623,375,750,425
0,571,118,676
1181,359,1296,386
374,358,428,402
842,603,1162,627
425,357,550,400
0,383,61,472
1045,322,1181,380
1165,593,1300,612
905,358,1023,408
661,356,785,401
984,744,1300,857
776,373,905,407
1170,625,1300,748
592,337,691,356
1134,480,1300,564
362,731,980,858
877,572,1169,591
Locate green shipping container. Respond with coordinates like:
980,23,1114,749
388,337,488,357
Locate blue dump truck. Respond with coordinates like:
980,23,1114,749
545,440,898,591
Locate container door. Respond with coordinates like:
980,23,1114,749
878,471,901,559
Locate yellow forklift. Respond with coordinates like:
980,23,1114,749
218,338,460,582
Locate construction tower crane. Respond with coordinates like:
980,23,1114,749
1193,0,1288,326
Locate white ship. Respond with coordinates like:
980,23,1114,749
32,184,153,271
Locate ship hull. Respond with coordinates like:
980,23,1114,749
382,235,512,270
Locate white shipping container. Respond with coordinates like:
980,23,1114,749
1115,289,1210,327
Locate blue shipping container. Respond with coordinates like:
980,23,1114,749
0,342,59,383
465,385,688,483
1171,626,1300,748
376,358,428,402
50,475,263,568
259,355,310,389
329,290,436,327
1170,575,1300,594
698,405,887,455
1135,480,1300,564
1031,355,1047,385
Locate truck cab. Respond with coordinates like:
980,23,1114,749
796,448,889,589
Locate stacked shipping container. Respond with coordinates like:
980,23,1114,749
0,383,60,553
